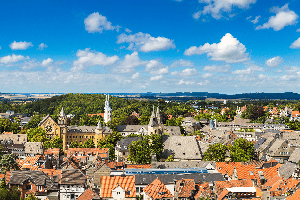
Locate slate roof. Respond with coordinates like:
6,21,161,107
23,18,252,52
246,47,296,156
60,169,86,185
278,162,298,180
143,178,174,199
162,136,202,160
254,137,266,150
116,125,148,132
116,137,142,151
67,125,112,134
77,188,101,200
288,148,300,164
135,173,225,185
257,137,274,152
164,126,181,136
9,170,58,190
100,176,136,198
268,139,285,155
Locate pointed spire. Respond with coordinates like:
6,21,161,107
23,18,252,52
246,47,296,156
59,107,66,117
97,120,103,129
151,105,156,117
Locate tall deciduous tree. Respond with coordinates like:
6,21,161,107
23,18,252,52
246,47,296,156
0,154,19,173
26,127,48,143
203,143,228,162
230,138,254,162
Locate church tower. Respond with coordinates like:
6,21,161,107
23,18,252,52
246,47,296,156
148,105,163,135
104,94,112,123
58,107,68,151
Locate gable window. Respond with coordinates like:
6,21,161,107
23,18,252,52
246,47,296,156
117,192,121,195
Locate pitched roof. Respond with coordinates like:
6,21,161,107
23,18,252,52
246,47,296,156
100,176,136,198
77,188,101,200
143,178,173,199
116,137,142,151
126,164,151,169
278,162,298,180
288,148,300,164
177,179,195,198
60,169,86,185
287,187,300,200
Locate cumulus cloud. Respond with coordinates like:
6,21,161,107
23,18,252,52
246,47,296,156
125,28,132,33
72,48,119,71
232,65,263,75
117,32,175,52
170,59,194,68
184,33,249,63
203,64,231,72
132,72,140,79
38,43,48,50
150,75,163,81
10,41,33,50
145,60,168,75
113,51,146,73
297,28,300,32
290,37,300,49
41,58,53,67
84,12,120,33
250,15,261,24
171,68,198,76
256,4,298,31
177,79,194,85
202,73,213,78
0,54,26,64
266,56,283,67
194,0,256,20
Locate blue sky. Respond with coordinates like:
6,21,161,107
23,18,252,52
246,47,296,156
1,0,300,94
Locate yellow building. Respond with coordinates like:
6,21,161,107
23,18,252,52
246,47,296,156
39,108,112,151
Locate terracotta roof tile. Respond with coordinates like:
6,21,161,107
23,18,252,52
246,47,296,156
77,188,100,200
143,178,173,199
287,187,300,200
100,176,136,198
126,164,151,169
218,189,229,200
177,179,195,198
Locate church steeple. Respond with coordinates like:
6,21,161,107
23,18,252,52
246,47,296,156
156,106,162,125
59,107,66,117
58,107,67,125
149,105,158,127
96,120,103,130
104,94,112,123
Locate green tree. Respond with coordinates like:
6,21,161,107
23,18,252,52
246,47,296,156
166,155,174,162
100,143,115,160
203,143,227,162
0,178,6,189
26,127,48,142
24,193,39,200
0,118,20,134
82,138,95,148
69,141,82,148
24,115,43,129
43,136,63,153
230,138,254,162
149,134,164,161
128,137,151,164
0,154,19,173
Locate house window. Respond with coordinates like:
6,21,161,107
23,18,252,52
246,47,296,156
26,185,32,190
37,185,42,191
117,192,120,195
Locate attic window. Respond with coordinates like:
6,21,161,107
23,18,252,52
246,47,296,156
128,190,131,195
183,153,185,155
177,143,181,146
158,192,165,195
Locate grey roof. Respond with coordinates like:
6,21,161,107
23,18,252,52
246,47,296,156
25,142,43,154
182,117,199,123
67,125,112,134
116,137,142,151
116,125,148,132
38,114,51,126
20,117,31,124
282,132,300,140
61,169,86,185
254,137,266,150
0,133,27,144
257,137,274,152
162,136,202,160
9,170,58,190
288,148,300,164
164,126,181,136
278,162,298,180
268,139,285,155
135,173,225,185
151,161,216,169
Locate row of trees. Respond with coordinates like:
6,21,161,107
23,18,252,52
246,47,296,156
203,138,254,162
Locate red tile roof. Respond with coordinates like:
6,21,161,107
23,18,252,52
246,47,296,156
100,176,136,198
77,188,100,200
177,179,195,198
143,178,174,199
287,187,300,200
126,164,151,169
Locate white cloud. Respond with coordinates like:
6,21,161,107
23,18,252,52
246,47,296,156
184,33,249,63
145,60,168,75
202,73,213,78
38,43,48,50
72,48,119,71
41,58,53,66
250,15,260,24
266,56,283,67
113,51,146,73
177,79,194,85
150,75,163,81
117,32,175,52
232,68,252,75
290,37,300,49
256,4,298,31
171,68,198,76
297,28,300,32
203,64,231,72
84,12,120,33
9,41,33,50
232,65,263,75
170,59,194,68
125,28,132,33
0,54,26,64
132,72,140,79
0,46,1,50
194,0,256,20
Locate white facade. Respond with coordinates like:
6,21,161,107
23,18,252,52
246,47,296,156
112,185,126,200
104,94,112,124
60,185,85,200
